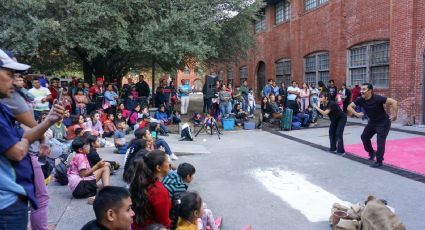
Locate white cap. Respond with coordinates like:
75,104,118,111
0,49,30,71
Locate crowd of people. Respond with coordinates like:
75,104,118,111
0,49,224,230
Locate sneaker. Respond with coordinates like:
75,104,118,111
329,149,337,153
170,153,179,161
370,161,383,168
368,151,376,161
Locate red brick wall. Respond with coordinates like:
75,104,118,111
213,0,425,124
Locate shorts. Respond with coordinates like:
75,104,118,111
72,180,97,199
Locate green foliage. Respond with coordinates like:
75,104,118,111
0,0,263,82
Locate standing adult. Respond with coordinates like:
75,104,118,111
0,50,64,230
347,83,398,168
121,77,135,106
135,75,150,106
48,77,60,105
28,78,52,122
218,84,232,118
286,80,300,109
350,82,361,115
178,79,190,115
262,79,273,98
328,80,337,101
315,93,347,154
89,77,105,111
278,82,287,108
340,83,351,113
239,80,249,112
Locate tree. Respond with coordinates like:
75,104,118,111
0,0,263,83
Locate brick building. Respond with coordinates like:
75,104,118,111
211,0,425,125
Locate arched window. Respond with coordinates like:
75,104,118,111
348,41,389,88
304,52,329,85
276,59,291,85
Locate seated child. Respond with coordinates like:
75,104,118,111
162,163,220,230
114,119,128,154
62,110,72,128
193,112,203,126
170,110,181,124
66,138,110,200
50,118,67,142
154,105,171,124
86,135,120,172
103,113,117,138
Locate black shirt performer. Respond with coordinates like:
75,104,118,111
347,83,398,168
315,93,347,154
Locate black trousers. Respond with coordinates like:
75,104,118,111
361,121,391,163
329,115,347,153
203,97,212,114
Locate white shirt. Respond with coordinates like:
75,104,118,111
28,87,51,111
287,86,300,101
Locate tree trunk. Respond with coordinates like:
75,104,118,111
82,60,94,84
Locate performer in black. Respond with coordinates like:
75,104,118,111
315,93,347,154
347,83,398,168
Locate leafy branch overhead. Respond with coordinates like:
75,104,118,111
0,0,264,82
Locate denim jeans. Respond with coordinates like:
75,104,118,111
155,139,172,156
0,200,28,230
294,113,310,127
219,101,232,117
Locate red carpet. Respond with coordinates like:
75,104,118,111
345,137,425,175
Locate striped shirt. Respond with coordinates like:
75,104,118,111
161,171,188,200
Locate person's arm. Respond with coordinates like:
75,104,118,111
347,102,363,118
15,111,38,128
386,98,398,121
314,104,330,116
79,160,105,177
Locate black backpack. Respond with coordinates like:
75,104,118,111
54,158,68,186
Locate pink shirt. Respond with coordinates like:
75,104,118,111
300,89,310,98
67,153,96,192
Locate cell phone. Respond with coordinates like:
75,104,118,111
56,88,63,104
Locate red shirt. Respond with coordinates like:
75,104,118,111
132,180,171,229
48,87,58,103
351,86,361,102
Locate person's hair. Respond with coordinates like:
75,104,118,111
362,83,373,90
133,104,141,112
71,115,81,125
86,135,98,147
76,88,83,93
116,119,126,126
146,224,166,230
291,80,297,84
93,186,131,222
342,83,347,88
90,111,99,122
261,96,269,108
268,79,273,83
129,150,167,224
108,113,114,119
75,128,84,136
136,118,143,123
318,81,325,87
72,138,87,152
172,110,178,115
51,77,60,82
106,83,113,88
82,131,92,139
123,139,148,181
177,192,203,221
134,127,148,139
177,163,196,179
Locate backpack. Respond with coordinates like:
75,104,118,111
180,123,193,141
54,156,69,186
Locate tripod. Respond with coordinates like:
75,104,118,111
195,117,222,139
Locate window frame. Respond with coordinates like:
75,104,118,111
275,59,292,86
226,66,233,83
275,0,291,25
304,0,329,11
347,41,390,88
239,66,248,83
255,10,267,33
304,52,329,85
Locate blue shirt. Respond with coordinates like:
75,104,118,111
104,91,118,106
0,102,28,209
262,84,272,98
178,85,190,97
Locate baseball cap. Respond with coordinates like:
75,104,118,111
0,49,30,71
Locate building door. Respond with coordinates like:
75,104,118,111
257,61,266,98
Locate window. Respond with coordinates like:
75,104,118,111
348,42,389,87
255,10,266,33
227,66,233,85
275,60,292,85
304,0,328,11
239,66,248,83
304,52,329,85
218,70,224,81
275,0,291,24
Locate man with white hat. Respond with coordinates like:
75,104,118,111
0,49,65,230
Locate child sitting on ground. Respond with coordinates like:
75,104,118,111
162,163,221,230
50,118,67,142
86,135,120,172
67,138,110,201
103,113,117,138
114,119,128,154
193,112,203,126
170,110,182,124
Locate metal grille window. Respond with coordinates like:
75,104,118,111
275,0,291,24
239,66,248,82
255,11,266,33
348,41,389,88
275,60,292,85
304,52,329,85
304,0,328,11
227,66,233,82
